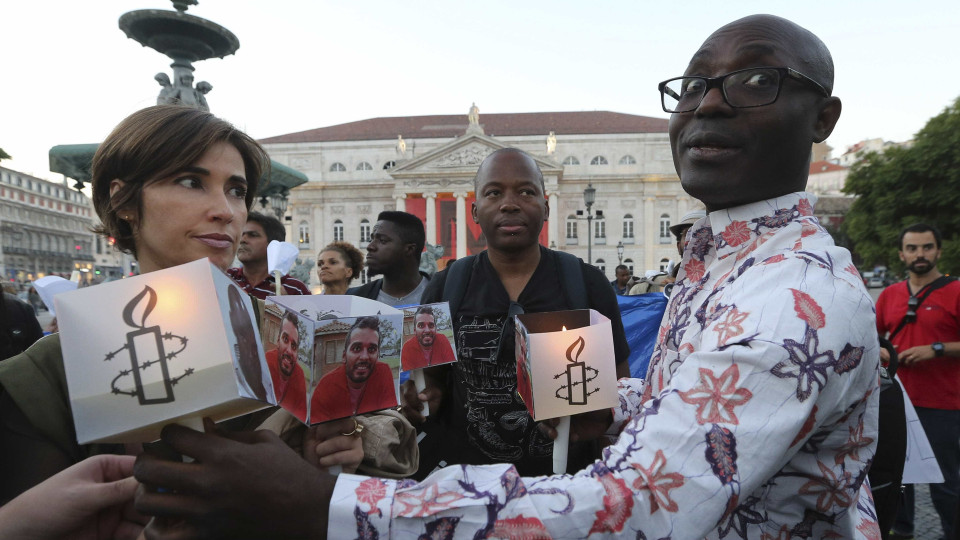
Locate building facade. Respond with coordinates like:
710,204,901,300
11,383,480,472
260,109,702,281
0,166,97,285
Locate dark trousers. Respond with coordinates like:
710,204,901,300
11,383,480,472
894,407,960,538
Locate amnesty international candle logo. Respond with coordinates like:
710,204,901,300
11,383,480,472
553,335,600,405
105,285,192,405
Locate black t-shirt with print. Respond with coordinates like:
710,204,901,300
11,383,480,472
419,247,629,477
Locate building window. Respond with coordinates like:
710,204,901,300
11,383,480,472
383,161,396,170
333,219,344,242
659,214,672,243
329,162,346,172
562,156,580,166
566,215,577,238
360,267,369,284
590,155,608,165
619,155,636,165
356,162,373,171
594,219,606,238
359,219,371,244
596,258,606,276
298,221,310,246
622,214,634,239
660,258,670,272
624,258,634,275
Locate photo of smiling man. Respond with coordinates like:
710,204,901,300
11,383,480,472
400,304,457,371
265,309,308,422
310,315,397,423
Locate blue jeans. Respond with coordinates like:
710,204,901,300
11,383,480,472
893,407,960,538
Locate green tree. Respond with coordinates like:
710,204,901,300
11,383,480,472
843,95,960,275
0,148,10,161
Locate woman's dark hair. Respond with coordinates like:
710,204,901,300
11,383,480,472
91,105,270,256
319,242,364,283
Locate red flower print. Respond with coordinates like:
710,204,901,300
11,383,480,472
790,405,818,447
798,461,854,512
844,264,861,278
801,221,819,238
714,307,750,346
631,450,685,513
797,198,813,216
857,518,882,540
678,364,753,425
721,220,752,246
394,483,466,518
790,288,826,329
356,478,387,513
589,474,634,534
762,254,786,265
491,515,551,539
684,259,705,282
835,421,875,465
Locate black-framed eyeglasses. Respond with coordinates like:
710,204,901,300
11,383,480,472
658,67,830,114
905,296,919,323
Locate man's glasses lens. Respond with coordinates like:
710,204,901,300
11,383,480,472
660,68,784,113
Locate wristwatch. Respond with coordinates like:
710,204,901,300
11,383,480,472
932,342,945,357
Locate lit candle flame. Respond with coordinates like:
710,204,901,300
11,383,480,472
562,326,567,331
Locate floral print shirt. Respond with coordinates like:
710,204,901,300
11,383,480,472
329,192,881,539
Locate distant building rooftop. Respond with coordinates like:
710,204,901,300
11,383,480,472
260,111,669,144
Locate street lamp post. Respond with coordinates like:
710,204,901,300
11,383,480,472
268,191,289,221
575,183,601,265
617,241,624,264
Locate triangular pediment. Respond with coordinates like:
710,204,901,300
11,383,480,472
389,133,562,178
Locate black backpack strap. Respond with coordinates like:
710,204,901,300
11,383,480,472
441,255,478,317
889,276,957,340
554,251,588,310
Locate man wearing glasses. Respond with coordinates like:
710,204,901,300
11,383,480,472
876,223,960,539
133,15,881,539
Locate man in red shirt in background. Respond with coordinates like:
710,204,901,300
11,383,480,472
876,223,960,539
227,212,311,299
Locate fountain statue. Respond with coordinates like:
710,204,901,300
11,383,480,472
119,0,239,110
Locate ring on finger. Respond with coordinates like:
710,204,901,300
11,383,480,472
340,418,364,437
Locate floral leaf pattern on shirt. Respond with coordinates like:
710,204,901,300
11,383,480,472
705,424,739,485
418,516,460,540
685,258,706,282
631,449,685,513
790,288,826,329
490,515,550,540
835,420,875,465
752,207,796,232
797,198,814,216
714,307,750,347
716,494,765,538
772,325,836,402
588,474,634,534
799,461,855,513
395,483,467,518
356,478,388,516
834,343,865,375
355,506,379,540
679,364,753,425
719,220,752,247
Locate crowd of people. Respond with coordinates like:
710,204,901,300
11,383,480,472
1,13,957,540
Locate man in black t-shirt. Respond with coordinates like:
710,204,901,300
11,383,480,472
405,148,630,477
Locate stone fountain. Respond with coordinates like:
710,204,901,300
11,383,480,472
119,0,239,110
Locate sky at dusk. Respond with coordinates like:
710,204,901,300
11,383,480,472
2,0,957,182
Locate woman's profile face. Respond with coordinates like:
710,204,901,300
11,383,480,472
317,250,352,286
128,141,248,273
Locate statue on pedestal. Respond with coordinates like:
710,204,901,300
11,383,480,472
154,70,213,111
419,243,445,276
546,131,557,155
396,135,407,157
468,103,480,126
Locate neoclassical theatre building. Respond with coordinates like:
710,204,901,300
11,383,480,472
260,107,703,283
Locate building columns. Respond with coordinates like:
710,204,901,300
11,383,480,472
644,197,655,271
425,192,437,245
548,191,559,248
455,192,467,259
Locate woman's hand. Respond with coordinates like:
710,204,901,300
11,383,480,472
303,417,364,474
0,454,147,540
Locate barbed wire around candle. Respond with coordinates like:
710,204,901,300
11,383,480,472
104,285,194,405
553,335,601,405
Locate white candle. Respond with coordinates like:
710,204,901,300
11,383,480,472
412,369,430,417
552,416,570,474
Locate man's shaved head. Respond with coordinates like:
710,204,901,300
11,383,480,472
698,15,834,94
473,148,545,193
